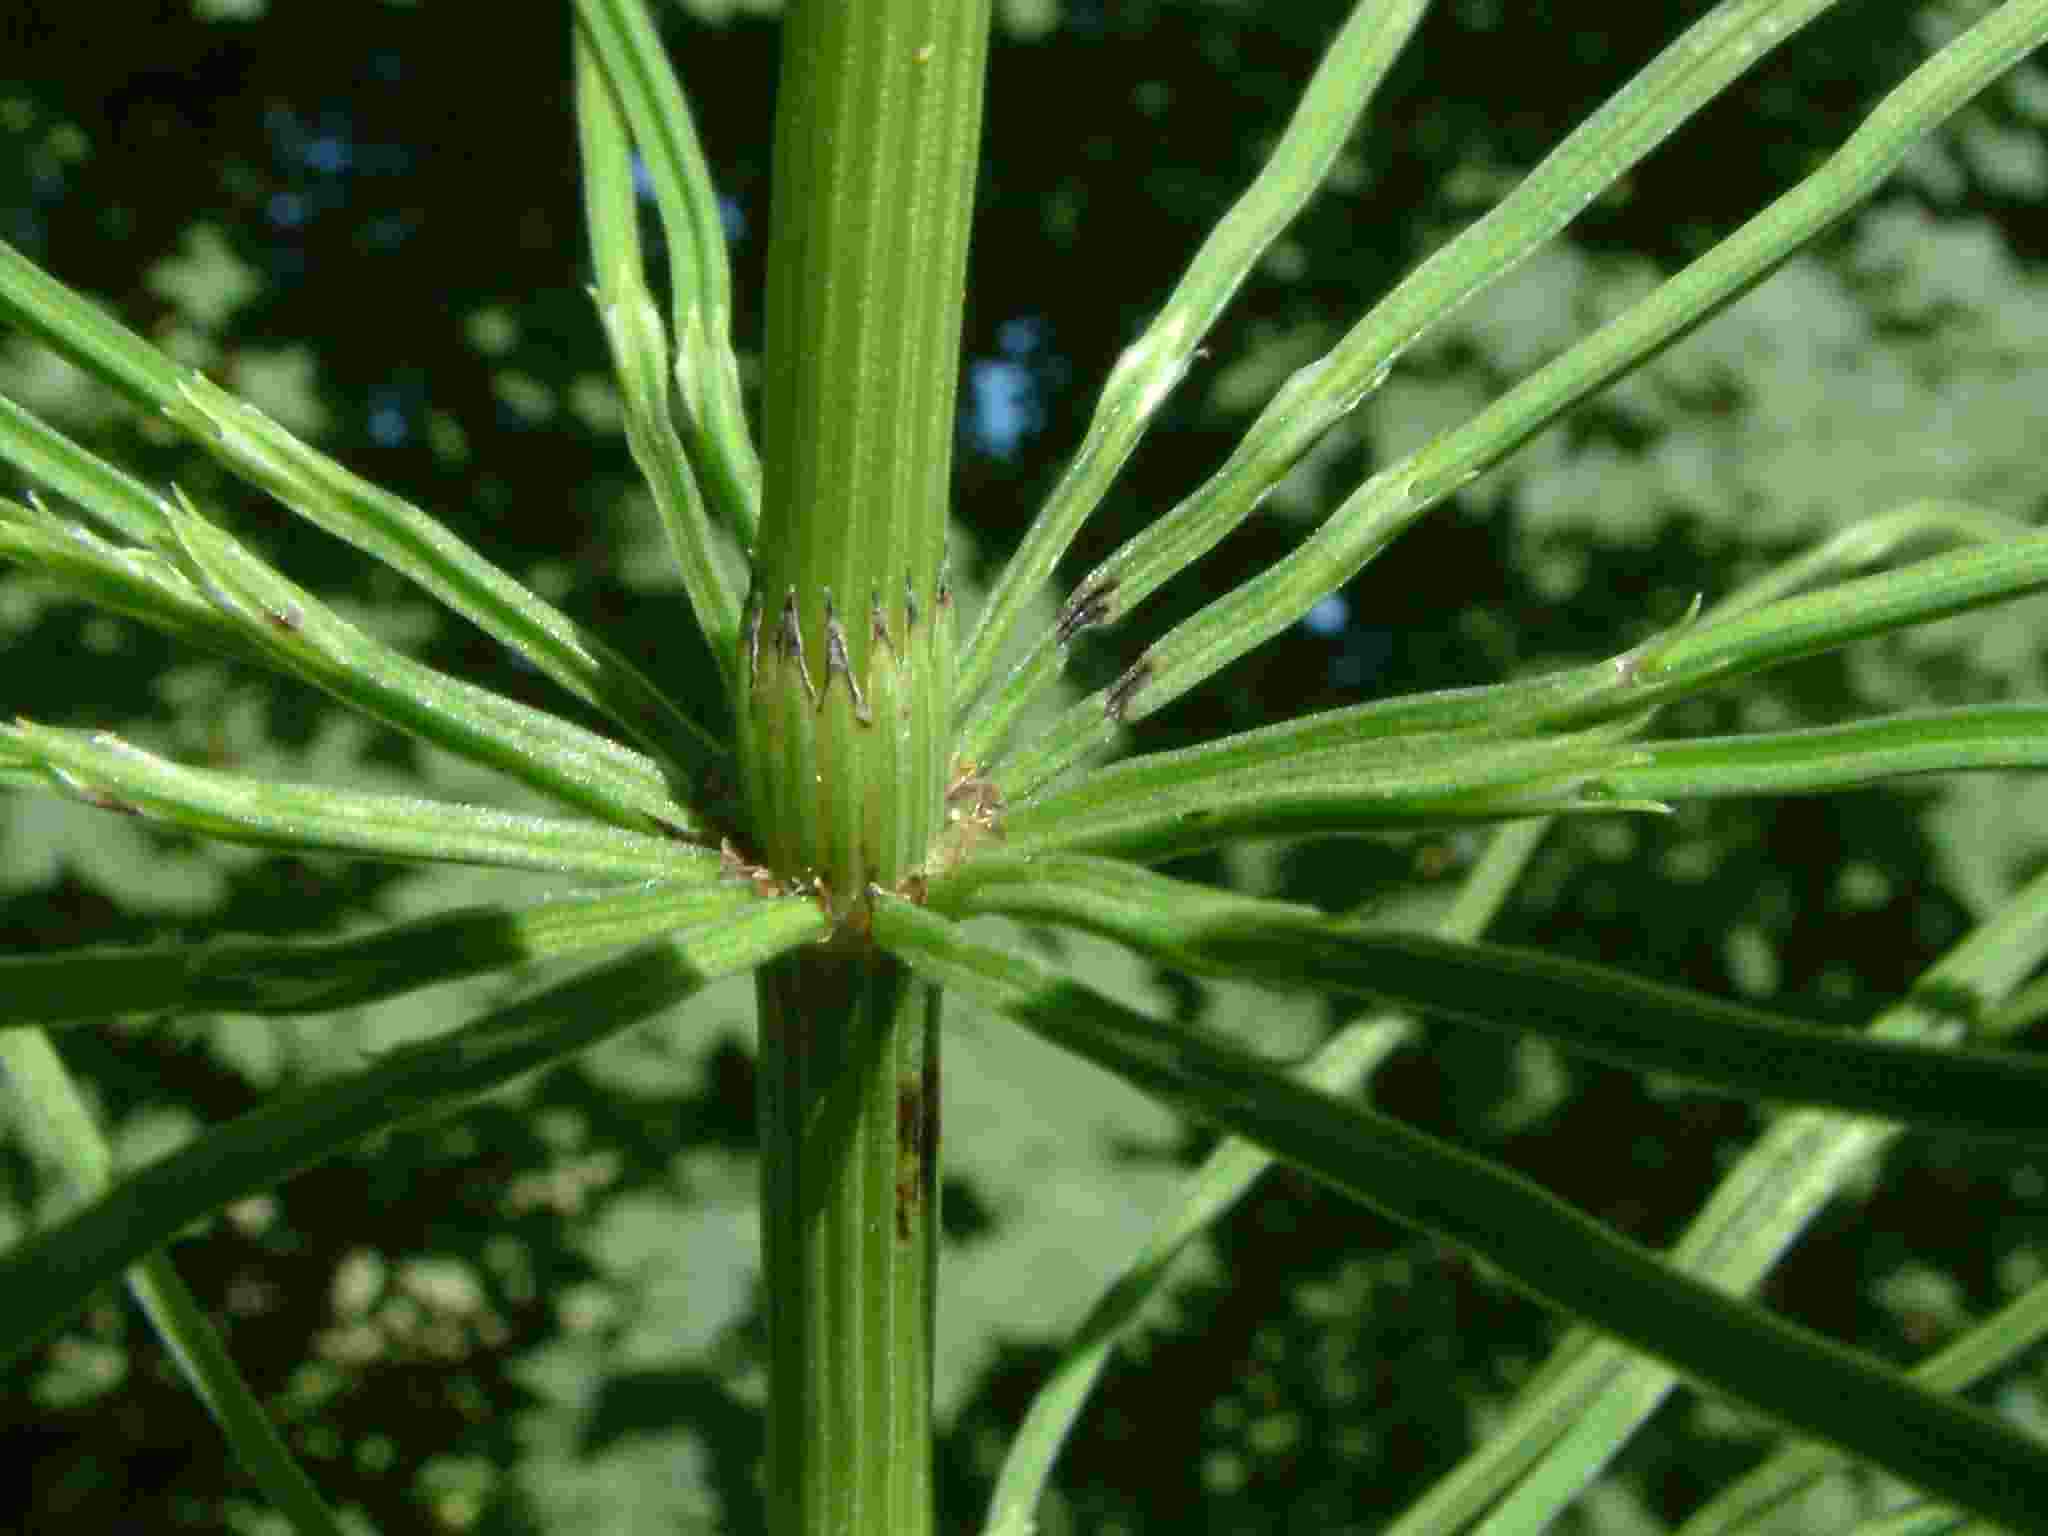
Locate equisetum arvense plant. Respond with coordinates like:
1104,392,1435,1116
5,1,2048,1532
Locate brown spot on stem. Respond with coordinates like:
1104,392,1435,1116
895,1095,918,1241
895,1069,935,1243
841,899,873,941
720,837,783,899
1105,657,1153,722
946,764,1005,822
929,761,1007,873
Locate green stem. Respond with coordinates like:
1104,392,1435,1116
741,0,986,900
756,955,940,1534
0,1029,348,1536
743,3,990,1532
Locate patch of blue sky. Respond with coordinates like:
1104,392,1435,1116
968,358,1039,459
1303,593,1349,637
368,391,409,449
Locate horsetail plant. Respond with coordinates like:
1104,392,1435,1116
6,1,2048,1533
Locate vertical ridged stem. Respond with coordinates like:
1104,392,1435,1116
757,953,939,1534
742,2,989,1532
740,0,986,901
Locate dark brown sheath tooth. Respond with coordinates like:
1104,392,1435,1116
775,589,799,657
904,572,920,632
870,590,896,655
777,588,817,704
1105,656,1153,722
823,603,873,723
1058,576,1117,643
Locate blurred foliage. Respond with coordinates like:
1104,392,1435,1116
2,1,2046,1532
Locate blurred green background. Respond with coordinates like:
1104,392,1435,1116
4,1,2047,1531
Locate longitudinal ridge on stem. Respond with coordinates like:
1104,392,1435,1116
743,4,989,1534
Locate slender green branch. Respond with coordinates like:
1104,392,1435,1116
0,1030,352,1536
0,879,757,1025
981,817,1553,1535
2,720,716,880
0,494,703,835
992,728,1652,863
953,0,1430,716
930,854,2048,1143
871,894,2048,1536
1391,855,2048,1536
573,0,762,549
1677,1278,2048,1536
1603,706,2048,800
0,237,722,783
164,371,726,779
0,897,827,1374
961,0,1845,769
0,234,191,412
0,390,173,546
1637,531,2048,702
162,493,708,833
0,496,271,664
1700,500,2032,623
989,0,2048,794
576,27,745,680
996,503,2043,810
